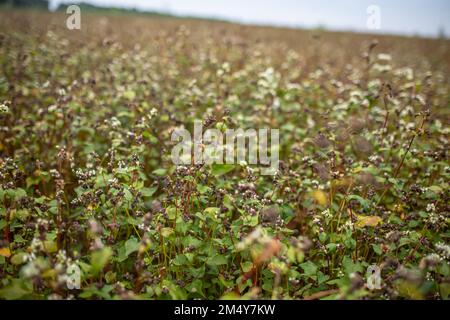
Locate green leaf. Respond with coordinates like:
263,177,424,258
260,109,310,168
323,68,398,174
440,283,450,299
141,187,157,197
125,237,139,257
187,279,204,295
5,188,27,201
152,168,167,176
204,207,220,216
242,261,253,272
123,90,136,101
79,285,113,299
246,214,259,227
347,195,369,208
372,244,382,255
344,237,357,249
197,184,211,194
428,185,443,194
0,279,32,300
166,206,177,219
207,255,228,266
90,247,112,275
326,243,337,253
211,164,235,177
342,256,363,275
300,261,317,277
173,254,189,266
105,271,117,284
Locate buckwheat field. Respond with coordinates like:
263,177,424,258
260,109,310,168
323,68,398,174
0,9,449,300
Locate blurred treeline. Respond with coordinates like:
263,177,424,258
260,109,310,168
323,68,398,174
0,0,175,17
0,0,49,9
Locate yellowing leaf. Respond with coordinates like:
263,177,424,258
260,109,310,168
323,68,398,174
123,90,136,101
395,280,424,300
161,227,174,237
355,215,383,228
11,252,27,265
312,190,327,206
42,269,57,280
44,240,58,253
0,247,11,258
335,177,353,188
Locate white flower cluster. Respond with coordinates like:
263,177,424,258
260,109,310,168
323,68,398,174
75,168,96,179
338,220,354,232
149,107,158,119
435,242,450,260
368,154,384,163
138,223,151,232
236,227,273,251
302,156,315,166
0,102,10,114
22,260,40,278
110,116,122,128
320,208,333,220
117,160,128,170
30,237,45,253
108,177,118,184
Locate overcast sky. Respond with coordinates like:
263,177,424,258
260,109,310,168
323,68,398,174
49,0,450,37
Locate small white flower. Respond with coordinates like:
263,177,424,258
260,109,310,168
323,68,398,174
22,261,40,278
427,212,440,225
118,160,127,170
377,53,392,61
48,105,58,112
321,209,332,220
108,177,118,184
110,117,121,128
0,103,9,114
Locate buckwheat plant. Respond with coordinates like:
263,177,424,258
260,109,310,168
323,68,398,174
0,8,448,300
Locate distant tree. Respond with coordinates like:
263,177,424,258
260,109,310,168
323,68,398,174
438,26,446,39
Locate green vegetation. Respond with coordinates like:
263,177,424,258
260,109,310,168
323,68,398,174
0,9,449,300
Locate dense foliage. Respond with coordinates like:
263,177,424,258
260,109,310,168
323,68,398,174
0,10,449,300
